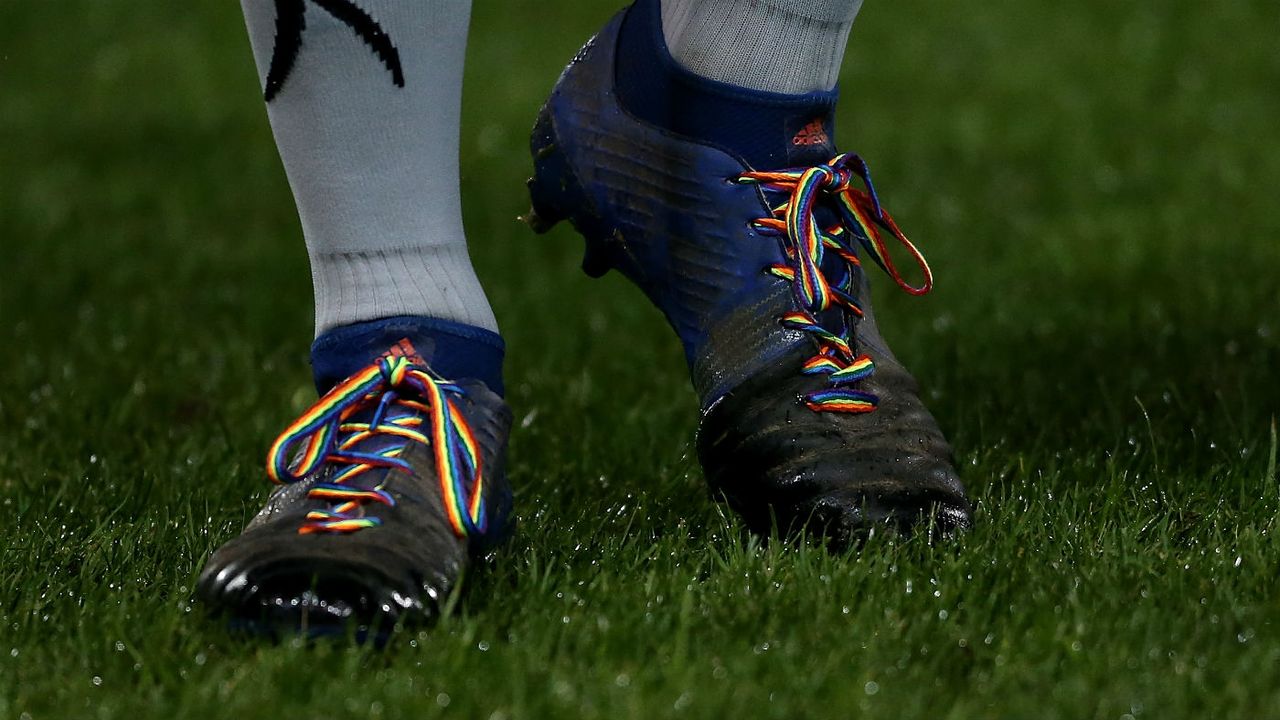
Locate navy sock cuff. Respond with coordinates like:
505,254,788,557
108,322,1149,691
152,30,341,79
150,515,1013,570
615,0,840,169
310,316,505,396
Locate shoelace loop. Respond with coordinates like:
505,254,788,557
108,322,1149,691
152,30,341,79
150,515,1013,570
735,152,932,413
266,355,487,537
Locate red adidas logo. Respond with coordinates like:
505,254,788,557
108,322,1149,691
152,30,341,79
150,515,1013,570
383,337,426,365
791,119,830,147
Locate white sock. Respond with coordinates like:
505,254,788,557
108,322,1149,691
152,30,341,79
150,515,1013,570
659,0,864,94
239,0,497,336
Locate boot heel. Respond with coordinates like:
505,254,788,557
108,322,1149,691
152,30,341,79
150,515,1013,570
524,103,614,278
524,104,570,234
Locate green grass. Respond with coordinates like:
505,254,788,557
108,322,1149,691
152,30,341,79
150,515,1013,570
2,0,1279,717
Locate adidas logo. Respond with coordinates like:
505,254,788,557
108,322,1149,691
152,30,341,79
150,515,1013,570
383,337,426,366
791,119,831,147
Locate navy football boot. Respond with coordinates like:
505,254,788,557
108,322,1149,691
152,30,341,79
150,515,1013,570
526,0,971,548
197,318,513,637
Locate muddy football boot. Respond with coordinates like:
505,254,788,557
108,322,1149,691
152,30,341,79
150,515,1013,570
197,324,513,637
525,0,970,547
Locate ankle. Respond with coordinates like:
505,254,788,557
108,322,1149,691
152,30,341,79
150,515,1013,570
310,245,499,337
660,0,863,94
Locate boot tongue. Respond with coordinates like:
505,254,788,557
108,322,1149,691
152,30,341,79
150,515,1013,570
309,316,505,396
708,99,838,170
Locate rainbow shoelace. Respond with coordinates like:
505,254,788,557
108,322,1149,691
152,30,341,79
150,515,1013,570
735,152,932,414
266,355,487,537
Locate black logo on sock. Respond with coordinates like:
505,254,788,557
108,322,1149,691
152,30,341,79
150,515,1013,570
263,0,404,102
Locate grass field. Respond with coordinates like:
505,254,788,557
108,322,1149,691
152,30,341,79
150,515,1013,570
2,0,1279,717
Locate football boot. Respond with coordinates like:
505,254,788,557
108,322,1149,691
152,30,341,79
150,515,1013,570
197,321,513,636
525,0,971,547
